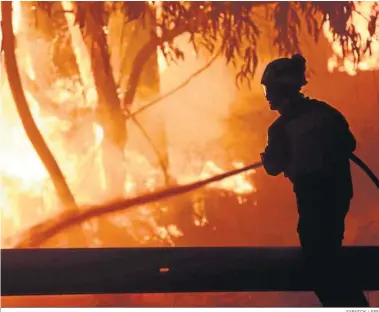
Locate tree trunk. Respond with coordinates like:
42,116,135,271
1,1,77,210
81,6,127,198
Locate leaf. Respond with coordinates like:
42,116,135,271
33,0,379,84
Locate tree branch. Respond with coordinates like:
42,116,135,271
121,25,188,108
121,48,221,187
1,2,78,211
129,48,222,120
124,106,171,186
9,161,262,248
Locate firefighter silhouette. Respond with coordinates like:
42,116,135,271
260,54,369,307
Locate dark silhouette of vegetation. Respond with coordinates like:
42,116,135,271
36,1,378,82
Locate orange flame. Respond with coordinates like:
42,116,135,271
323,2,379,75
1,1,256,246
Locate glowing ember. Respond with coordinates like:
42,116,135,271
323,2,379,75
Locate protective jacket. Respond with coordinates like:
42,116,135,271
262,97,356,198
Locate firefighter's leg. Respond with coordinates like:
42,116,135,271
298,198,369,307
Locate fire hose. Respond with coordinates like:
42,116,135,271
350,154,379,188
11,154,377,248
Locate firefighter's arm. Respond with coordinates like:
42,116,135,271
261,152,283,176
332,111,357,154
343,120,357,153
261,124,289,176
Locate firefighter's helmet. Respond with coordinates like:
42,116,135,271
261,54,308,89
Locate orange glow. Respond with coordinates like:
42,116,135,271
323,2,379,75
1,1,379,308
11,0,21,34
0,2,256,247
159,267,170,273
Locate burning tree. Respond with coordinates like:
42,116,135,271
1,1,378,248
